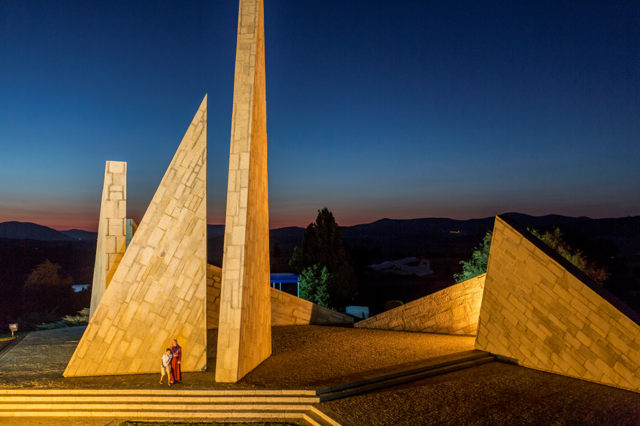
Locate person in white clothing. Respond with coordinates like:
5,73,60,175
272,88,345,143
160,348,173,386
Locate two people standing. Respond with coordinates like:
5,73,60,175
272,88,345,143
159,339,182,386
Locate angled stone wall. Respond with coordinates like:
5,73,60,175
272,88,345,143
355,274,485,335
65,97,208,377
270,288,355,326
476,216,640,393
216,0,271,383
89,161,127,320
207,264,353,329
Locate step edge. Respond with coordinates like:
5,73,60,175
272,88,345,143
317,353,493,394
319,357,494,401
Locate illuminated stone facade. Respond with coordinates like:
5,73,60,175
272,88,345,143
89,161,127,320
355,274,485,335
64,97,208,377
216,0,271,383
476,216,640,393
207,264,354,328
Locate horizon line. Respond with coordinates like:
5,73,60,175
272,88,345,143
2,211,640,233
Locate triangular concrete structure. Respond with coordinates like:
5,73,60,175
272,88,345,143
89,161,127,320
65,97,208,377
476,216,640,392
207,265,354,329
355,274,485,335
216,0,271,382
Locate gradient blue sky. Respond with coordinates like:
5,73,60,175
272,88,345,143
1,0,638,230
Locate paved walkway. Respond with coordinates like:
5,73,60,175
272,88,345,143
0,327,83,388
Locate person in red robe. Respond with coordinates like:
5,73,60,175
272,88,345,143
170,339,182,384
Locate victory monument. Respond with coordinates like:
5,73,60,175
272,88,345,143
67,0,639,397
0,0,638,423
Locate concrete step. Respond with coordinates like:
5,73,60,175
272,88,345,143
0,402,316,411
302,406,343,426
0,395,319,403
317,350,495,401
0,410,309,420
0,388,335,425
0,388,317,396
0,402,314,411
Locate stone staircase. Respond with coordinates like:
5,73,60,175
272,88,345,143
317,350,495,401
0,389,339,425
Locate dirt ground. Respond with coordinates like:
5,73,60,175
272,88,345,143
242,325,476,388
320,361,640,425
0,325,474,389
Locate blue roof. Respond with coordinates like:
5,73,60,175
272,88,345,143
270,273,299,284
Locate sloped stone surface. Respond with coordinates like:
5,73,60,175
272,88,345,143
65,97,207,377
476,216,640,393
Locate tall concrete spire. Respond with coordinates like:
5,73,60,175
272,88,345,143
215,0,271,382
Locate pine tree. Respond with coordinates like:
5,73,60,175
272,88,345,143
290,208,356,308
298,265,321,303
298,264,333,308
316,266,332,308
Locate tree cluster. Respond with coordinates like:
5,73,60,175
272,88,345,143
22,259,75,316
453,227,608,285
529,227,608,283
289,208,357,309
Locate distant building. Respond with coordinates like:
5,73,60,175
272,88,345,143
346,306,369,319
270,273,299,297
369,257,434,277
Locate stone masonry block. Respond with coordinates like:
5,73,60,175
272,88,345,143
89,161,127,320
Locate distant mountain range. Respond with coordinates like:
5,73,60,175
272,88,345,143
0,221,96,241
0,213,638,244
1,213,638,314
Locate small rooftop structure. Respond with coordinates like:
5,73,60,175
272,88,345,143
270,273,299,297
